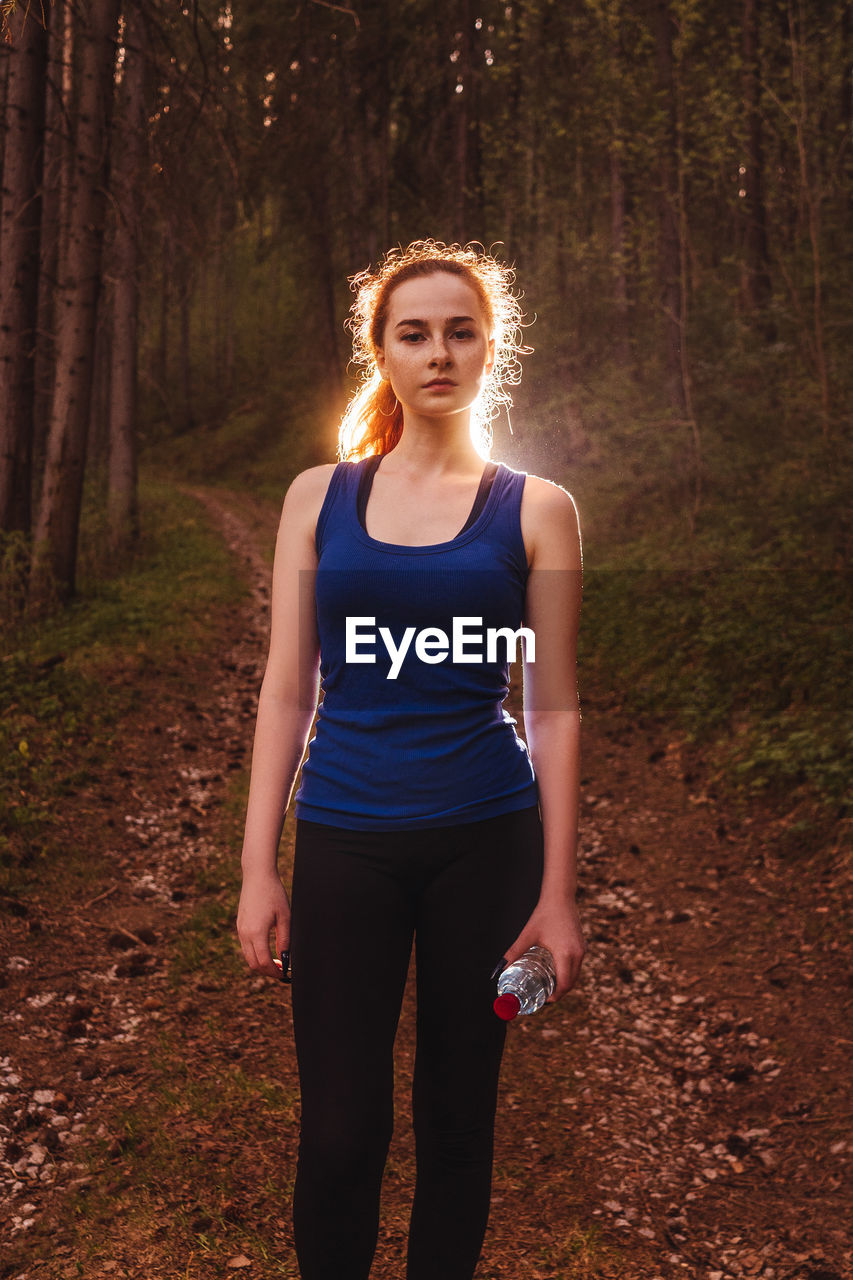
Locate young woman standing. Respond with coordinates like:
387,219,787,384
237,241,585,1280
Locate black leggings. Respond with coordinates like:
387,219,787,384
288,803,544,1280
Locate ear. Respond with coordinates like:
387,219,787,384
375,348,388,379
485,335,496,376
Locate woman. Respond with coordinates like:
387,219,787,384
237,240,585,1280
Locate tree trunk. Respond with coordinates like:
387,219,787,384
87,294,112,488
740,0,773,316
0,20,8,190
788,0,830,433
156,228,170,396
107,2,148,553
33,1,73,494
34,11,63,509
649,0,687,420
212,194,223,398
179,254,193,427
308,178,345,411
31,0,121,603
517,4,540,269
842,0,853,243
609,140,631,365
606,6,631,364
453,1,483,242
369,45,391,263
0,3,49,535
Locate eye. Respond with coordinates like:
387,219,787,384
400,332,425,343
452,329,475,340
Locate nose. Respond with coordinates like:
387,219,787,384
429,337,451,366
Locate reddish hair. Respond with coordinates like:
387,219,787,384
337,240,528,462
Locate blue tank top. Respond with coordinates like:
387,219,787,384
293,456,540,830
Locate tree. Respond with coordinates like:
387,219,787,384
0,1,49,535
31,0,122,602
33,0,76,495
646,0,688,421
739,0,773,316
107,2,150,552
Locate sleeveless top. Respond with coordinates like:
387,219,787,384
292,456,540,830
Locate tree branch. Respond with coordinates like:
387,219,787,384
309,0,360,29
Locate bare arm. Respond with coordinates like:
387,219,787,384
503,477,585,1001
236,465,334,977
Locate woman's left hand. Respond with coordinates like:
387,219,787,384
502,896,586,1002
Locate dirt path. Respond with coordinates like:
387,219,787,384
2,492,851,1280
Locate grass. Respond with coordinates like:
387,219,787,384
0,474,247,899
554,350,853,847
578,560,850,788
578,562,852,821
166,772,251,985
169,895,241,985
59,1045,301,1277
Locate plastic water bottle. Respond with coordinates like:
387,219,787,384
493,945,556,1020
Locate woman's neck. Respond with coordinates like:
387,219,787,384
382,412,485,478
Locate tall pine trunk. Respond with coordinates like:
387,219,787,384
610,141,630,363
107,3,148,553
0,4,49,535
607,6,631,364
649,0,687,421
453,1,483,242
740,0,773,317
31,0,121,603
33,0,74,495
178,254,193,427
787,0,830,433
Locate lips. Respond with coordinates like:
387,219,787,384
424,379,456,388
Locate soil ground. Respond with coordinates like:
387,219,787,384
2,491,851,1280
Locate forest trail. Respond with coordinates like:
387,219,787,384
2,490,851,1280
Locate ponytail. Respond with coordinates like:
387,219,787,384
338,370,404,462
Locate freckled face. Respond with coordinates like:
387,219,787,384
375,273,495,419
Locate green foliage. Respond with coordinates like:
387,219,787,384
139,212,341,496
0,529,33,625
144,385,333,501
169,894,241,984
0,477,246,895
58,1042,299,1276
581,563,850,793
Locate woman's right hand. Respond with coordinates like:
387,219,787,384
237,871,291,979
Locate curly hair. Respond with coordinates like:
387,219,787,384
337,240,530,461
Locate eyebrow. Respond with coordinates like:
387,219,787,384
394,315,477,329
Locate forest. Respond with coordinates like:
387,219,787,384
2,3,852,1276
2,0,851,832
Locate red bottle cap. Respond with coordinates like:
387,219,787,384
493,993,521,1021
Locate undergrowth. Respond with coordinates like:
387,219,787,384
56,1045,299,1278
578,564,852,825
567,353,852,848
0,476,246,898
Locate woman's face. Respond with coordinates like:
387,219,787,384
375,272,495,421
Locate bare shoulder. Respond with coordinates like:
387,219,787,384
279,462,338,526
269,463,339,564
519,472,582,569
521,472,578,517
283,462,339,508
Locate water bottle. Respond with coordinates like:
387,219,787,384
493,945,556,1020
